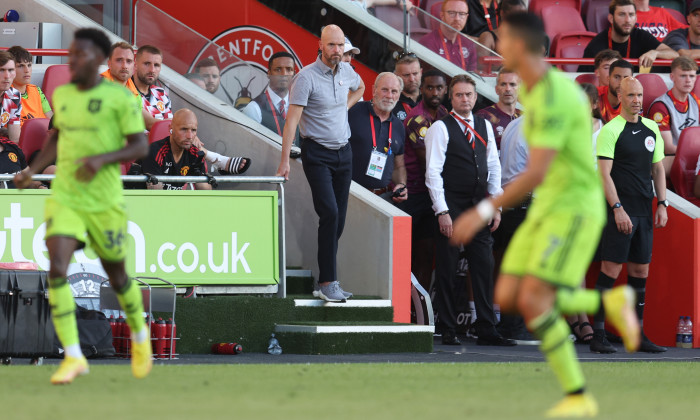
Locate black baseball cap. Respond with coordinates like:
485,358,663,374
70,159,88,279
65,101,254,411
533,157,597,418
690,0,700,14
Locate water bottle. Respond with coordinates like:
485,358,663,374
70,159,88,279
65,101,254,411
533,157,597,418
267,333,283,355
676,316,685,348
683,316,694,349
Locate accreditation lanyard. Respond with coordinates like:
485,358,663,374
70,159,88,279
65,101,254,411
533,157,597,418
369,113,392,155
483,1,498,31
265,90,283,136
608,27,631,58
450,111,487,149
441,35,466,70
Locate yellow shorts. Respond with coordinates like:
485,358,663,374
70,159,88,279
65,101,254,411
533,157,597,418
44,197,127,262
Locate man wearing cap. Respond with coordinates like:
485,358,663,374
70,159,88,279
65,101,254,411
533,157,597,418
664,0,700,58
342,37,361,66
392,53,422,122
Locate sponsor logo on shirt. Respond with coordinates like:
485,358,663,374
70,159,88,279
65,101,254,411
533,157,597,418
644,136,656,152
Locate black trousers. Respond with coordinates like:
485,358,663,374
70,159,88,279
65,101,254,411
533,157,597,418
434,195,496,334
300,138,353,284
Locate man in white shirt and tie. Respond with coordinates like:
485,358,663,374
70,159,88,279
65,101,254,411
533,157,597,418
243,52,295,138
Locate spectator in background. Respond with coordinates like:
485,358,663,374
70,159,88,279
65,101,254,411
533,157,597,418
420,0,477,71
195,58,234,105
243,52,295,137
599,59,634,122
648,56,700,177
184,73,207,90
392,52,422,122
101,42,139,97
0,51,21,143
0,136,44,189
477,0,527,52
464,0,500,37
342,37,361,66
634,0,687,41
593,49,623,87
580,0,677,72
425,74,511,346
582,83,606,163
8,46,53,125
401,69,448,292
594,77,668,354
348,72,407,202
475,67,521,149
132,45,172,130
664,1,700,58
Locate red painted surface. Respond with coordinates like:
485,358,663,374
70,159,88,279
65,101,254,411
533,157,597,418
392,215,412,323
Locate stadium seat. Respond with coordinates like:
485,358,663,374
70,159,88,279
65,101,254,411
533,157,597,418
693,77,700,98
149,119,172,144
650,0,685,14
576,73,600,86
529,0,582,15
551,31,596,70
637,73,669,115
585,0,611,33
374,6,431,38
41,64,70,108
542,6,587,42
665,7,688,24
18,117,50,163
670,126,700,205
421,0,442,27
429,1,443,31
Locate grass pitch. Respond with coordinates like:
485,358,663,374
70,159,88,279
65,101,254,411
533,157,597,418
1,361,698,420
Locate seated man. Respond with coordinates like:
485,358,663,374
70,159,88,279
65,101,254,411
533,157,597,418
594,49,623,87
0,51,21,143
101,42,139,97
634,0,687,41
137,109,249,190
0,135,43,189
184,73,206,90
132,45,172,130
598,59,634,122
195,58,234,105
648,57,700,177
580,0,677,72
8,46,53,125
419,0,477,71
664,1,700,58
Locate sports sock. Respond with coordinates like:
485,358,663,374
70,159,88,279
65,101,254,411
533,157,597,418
49,277,81,358
528,309,585,394
555,288,600,315
593,272,616,330
114,278,147,341
627,276,646,327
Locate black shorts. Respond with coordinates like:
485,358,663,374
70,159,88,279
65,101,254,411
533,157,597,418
396,191,435,240
599,212,653,264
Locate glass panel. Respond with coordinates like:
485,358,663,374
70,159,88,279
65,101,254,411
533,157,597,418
60,0,133,42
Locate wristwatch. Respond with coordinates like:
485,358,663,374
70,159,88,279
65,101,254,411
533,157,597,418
657,199,669,207
612,202,622,210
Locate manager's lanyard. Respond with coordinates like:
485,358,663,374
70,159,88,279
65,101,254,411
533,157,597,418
483,1,498,31
265,90,283,136
441,35,466,69
608,27,631,58
369,113,392,154
450,111,487,149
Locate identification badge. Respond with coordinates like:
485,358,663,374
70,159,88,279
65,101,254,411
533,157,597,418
366,150,388,180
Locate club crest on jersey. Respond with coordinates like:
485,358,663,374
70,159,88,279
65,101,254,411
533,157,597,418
0,112,9,125
644,136,655,152
156,101,165,112
419,126,428,138
653,112,663,123
8,152,17,163
180,166,190,176
88,99,102,113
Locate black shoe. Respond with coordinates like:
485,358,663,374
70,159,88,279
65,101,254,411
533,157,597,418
639,334,667,353
477,334,517,346
590,330,617,353
441,330,462,345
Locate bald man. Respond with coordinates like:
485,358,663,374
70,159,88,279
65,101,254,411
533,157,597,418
277,24,365,302
594,77,668,354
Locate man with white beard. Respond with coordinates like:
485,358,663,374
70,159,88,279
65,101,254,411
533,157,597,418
348,72,408,203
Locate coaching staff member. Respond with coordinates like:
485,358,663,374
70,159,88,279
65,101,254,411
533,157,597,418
592,76,668,354
425,74,514,346
276,25,365,303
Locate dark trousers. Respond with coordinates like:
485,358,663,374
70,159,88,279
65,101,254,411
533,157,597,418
435,196,496,335
300,138,352,284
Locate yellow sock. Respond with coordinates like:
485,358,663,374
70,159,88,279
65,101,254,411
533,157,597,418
556,288,600,315
49,277,80,354
115,278,146,336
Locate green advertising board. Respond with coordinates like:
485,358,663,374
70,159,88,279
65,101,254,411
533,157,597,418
0,190,279,286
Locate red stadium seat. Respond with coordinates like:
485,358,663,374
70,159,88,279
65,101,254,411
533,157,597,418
529,0,582,15
551,31,596,70
149,119,172,144
665,7,688,24
693,77,700,98
637,73,669,115
542,6,587,43
576,73,600,86
41,64,70,108
17,117,50,162
585,1,611,33
374,6,431,38
429,1,443,31
670,126,700,205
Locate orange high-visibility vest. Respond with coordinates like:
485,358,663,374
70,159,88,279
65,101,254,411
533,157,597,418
19,84,46,126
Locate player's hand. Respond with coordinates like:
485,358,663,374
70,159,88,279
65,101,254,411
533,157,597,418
489,210,502,232
639,50,657,69
438,213,453,238
13,167,34,190
276,159,290,180
613,207,633,235
655,205,668,228
451,208,488,245
75,155,105,183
